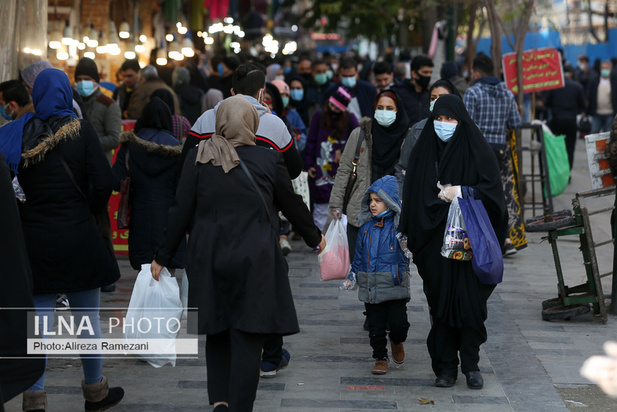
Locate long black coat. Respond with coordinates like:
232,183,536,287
18,117,120,294
0,153,45,404
112,129,185,270
156,145,322,335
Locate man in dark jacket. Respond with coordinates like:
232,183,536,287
304,60,333,120
587,60,617,133
543,66,587,169
391,55,433,125
325,57,378,120
113,59,140,115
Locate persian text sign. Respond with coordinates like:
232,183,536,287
502,48,564,94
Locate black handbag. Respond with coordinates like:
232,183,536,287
342,128,365,214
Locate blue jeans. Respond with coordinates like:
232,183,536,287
591,114,614,133
29,288,102,390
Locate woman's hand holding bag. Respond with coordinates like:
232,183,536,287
318,219,350,281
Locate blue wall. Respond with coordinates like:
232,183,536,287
476,28,617,66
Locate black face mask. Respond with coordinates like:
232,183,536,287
415,74,431,90
328,106,343,117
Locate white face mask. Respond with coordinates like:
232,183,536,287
275,75,286,81
429,100,437,112
374,110,396,127
434,120,457,142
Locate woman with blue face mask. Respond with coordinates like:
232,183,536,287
329,90,410,262
399,94,507,391
395,79,461,197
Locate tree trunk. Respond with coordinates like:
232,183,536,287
465,2,478,72
483,0,502,77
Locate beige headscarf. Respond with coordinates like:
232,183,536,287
196,94,259,173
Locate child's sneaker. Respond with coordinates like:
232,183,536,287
260,349,290,378
390,340,405,364
372,359,388,375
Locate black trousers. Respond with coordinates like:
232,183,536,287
426,283,494,377
549,116,578,170
261,334,283,364
206,329,265,412
365,299,410,360
347,224,360,260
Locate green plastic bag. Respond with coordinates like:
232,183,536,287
542,125,570,197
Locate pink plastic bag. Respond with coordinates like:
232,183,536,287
319,219,350,281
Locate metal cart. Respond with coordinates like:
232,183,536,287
526,187,615,323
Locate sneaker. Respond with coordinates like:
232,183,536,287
55,293,70,310
280,238,292,256
372,359,388,375
260,349,290,378
504,243,517,256
390,340,405,364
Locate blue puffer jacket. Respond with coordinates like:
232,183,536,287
352,175,410,304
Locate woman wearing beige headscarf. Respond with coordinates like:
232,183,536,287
151,95,325,412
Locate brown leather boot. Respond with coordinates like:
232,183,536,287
372,359,388,375
81,376,124,412
390,340,405,364
22,390,46,412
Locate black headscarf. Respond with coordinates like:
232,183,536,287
371,90,410,177
400,94,507,255
150,89,176,114
135,97,173,133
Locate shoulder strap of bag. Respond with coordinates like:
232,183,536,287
342,128,365,214
238,158,276,228
124,147,130,178
58,153,88,201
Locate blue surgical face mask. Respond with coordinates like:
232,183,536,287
434,120,457,142
601,69,611,78
375,208,391,218
0,104,13,120
374,110,396,127
314,73,328,85
341,75,356,88
326,69,333,80
429,100,437,112
217,63,225,76
290,89,304,101
281,96,290,107
283,66,292,75
76,80,96,97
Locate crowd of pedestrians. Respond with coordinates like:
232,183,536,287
1,45,617,412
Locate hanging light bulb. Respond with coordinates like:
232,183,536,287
49,21,62,49
124,49,136,59
84,48,95,59
181,37,195,57
156,46,168,66
57,45,69,60
107,22,120,48
119,18,130,39
139,34,147,43
62,20,73,45
86,24,98,48
168,39,182,61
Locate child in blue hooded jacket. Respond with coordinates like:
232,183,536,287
344,175,410,375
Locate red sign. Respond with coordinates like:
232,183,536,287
109,120,136,255
502,48,564,94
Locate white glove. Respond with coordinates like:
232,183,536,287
581,341,617,397
340,272,358,291
437,182,461,203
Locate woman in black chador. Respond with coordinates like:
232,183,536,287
399,94,507,390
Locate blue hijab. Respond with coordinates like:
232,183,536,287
0,68,76,174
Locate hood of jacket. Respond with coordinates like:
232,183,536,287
119,130,183,177
357,175,401,227
474,77,511,99
21,118,81,169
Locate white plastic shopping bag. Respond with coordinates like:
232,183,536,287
440,197,472,261
124,264,183,368
319,219,350,281
179,269,189,319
